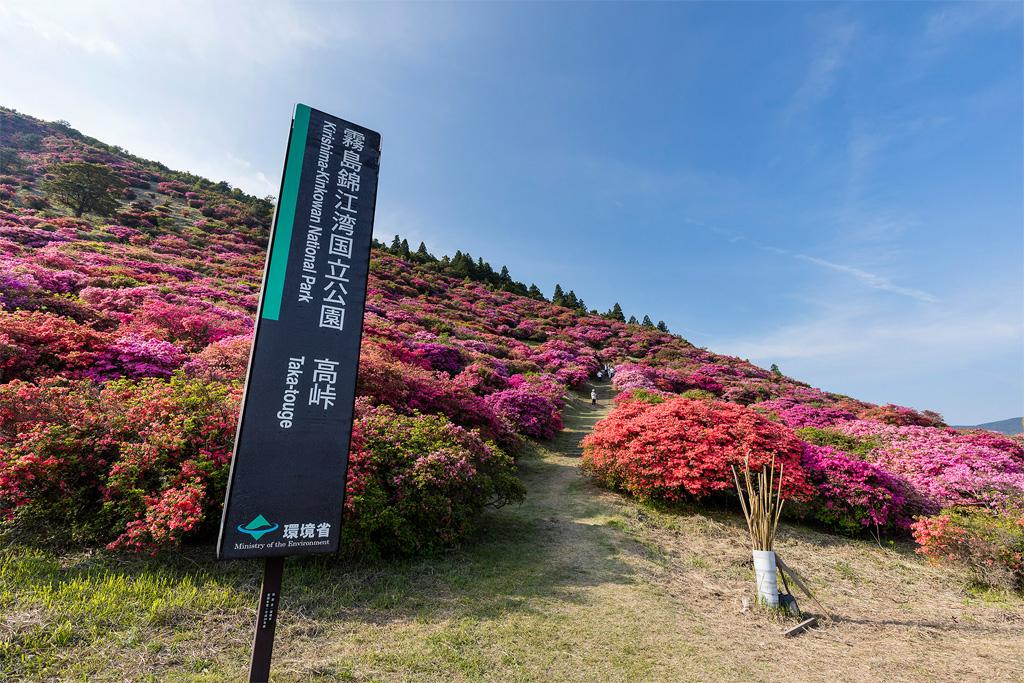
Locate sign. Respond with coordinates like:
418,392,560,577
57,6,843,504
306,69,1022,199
217,104,381,560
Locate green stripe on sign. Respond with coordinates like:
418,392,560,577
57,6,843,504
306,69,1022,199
262,103,311,320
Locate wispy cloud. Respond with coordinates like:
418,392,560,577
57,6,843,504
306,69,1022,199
0,3,121,56
783,20,859,120
704,227,938,304
791,253,938,303
925,1,1022,45
711,299,1023,422
719,306,1020,361
901,1,1024,77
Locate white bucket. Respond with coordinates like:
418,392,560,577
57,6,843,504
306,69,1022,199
752,549,779,607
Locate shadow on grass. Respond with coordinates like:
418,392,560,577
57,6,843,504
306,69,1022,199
830,615,1023,635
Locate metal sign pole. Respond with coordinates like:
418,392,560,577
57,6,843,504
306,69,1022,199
248,557,285,682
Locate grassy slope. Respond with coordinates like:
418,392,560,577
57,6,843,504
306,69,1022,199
2,383,1023,682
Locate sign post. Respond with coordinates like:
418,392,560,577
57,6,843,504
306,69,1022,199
217,104,381,682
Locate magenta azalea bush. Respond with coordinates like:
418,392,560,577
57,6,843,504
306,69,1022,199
801,444,911,533
88,333,185,380
484,385,563,439
753,397,855,429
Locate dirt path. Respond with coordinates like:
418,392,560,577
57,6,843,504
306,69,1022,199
518,383,1024,683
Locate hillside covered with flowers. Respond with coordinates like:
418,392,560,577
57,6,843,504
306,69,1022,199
0,108,1021,587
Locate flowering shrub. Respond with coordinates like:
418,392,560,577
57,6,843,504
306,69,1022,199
183,334,252,381
0,376,239,549
753,398,855,429
0,310,107,380
484,386,563,439
611,363,685,393
858,404,945,427
801,444,911,533
833,421,1024,512
88,333,185,380
581,397,814,502
913,506,1024,591
342,406,525,556
408,341,465,376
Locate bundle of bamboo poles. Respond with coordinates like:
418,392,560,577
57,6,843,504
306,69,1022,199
732,454,785,551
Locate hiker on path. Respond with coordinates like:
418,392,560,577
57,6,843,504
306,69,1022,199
591,388,598,405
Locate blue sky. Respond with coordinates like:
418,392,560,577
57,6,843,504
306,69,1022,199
1,1,1021,424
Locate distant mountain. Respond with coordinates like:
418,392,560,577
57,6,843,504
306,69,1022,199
957,417,1024,436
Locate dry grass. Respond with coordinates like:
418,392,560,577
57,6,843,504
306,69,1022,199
2,383,1022,681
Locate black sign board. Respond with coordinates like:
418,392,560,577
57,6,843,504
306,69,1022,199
217,104,381,560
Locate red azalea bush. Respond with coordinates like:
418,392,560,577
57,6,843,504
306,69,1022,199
183,334,252,381
342,405,525,556
913,506,1024,591
0,376,239,549
0,310,108,380
581,397,814,502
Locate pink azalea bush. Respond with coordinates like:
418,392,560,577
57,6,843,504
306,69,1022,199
753,397,855,429
832,421,1024,512
88,333,185,380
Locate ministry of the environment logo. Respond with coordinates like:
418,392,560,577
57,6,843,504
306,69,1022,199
237,514,279,540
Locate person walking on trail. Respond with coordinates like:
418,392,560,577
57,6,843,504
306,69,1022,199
591,388,598,405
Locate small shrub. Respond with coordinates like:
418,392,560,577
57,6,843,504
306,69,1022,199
343,406,525,556
797,426,880,459
615,388,670,405
858,404,945,428
913,506,1024,591
679,388,717,401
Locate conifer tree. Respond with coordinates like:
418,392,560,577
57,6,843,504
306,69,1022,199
415,241,431,261
609,302,625,322
400,239,411,260
390,235,402,252
552,284,565,306
627,315,638,325
528,284,545,300
642,315,655,328
657,320,669,332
